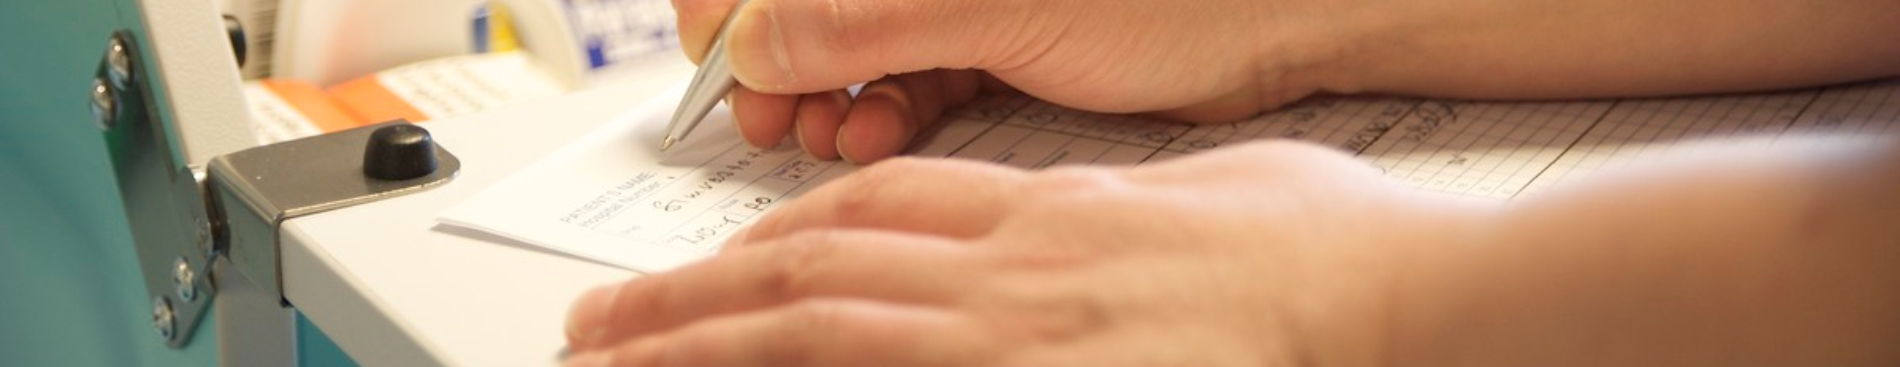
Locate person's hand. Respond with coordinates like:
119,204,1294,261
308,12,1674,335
673,0,1344,162
562,141,1491,366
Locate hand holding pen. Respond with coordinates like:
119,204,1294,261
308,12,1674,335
661,0,1292,162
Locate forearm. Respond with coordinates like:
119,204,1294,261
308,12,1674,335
1388,139,1900,366
1312,0,1900,98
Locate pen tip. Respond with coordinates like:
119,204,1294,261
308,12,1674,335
660,136,677,151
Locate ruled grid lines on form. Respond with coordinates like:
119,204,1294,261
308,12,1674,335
1358,100,1613,199
1780,80,1900,143
910,79,1900,200
914,94,1195,167
1160,96,1420,155
1519,90,1820,194
915,95,1426,166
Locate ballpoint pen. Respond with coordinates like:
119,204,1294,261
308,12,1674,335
660,0,748,151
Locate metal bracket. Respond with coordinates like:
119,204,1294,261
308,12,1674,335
92,31,460,348
211,121,460,301
93,30,220,349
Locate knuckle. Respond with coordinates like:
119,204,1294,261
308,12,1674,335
831,157,938,214
760,231,847,297
826,185,880,223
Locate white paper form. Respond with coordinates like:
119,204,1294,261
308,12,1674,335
440,89,858,271
443,79,1900,272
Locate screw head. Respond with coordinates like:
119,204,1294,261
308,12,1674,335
153,297,175,341
195,217,214,256
90,78,116,131
106,36,134,88
172,258,197,302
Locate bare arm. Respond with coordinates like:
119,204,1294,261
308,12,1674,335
1320,0,1900,98
1390,139,1900,366
681,0,1900,161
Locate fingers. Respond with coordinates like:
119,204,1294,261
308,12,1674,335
685,0,1012,159
730,88,797,148
722,0,1058,93
743,70,986,162
567,299,996,367
792,89,851,160
567,230,983,351
738,158,1029,245
836,78,922,163
939,69,985,106
836,72,983,162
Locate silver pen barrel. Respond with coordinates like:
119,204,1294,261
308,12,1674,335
660,1,748,151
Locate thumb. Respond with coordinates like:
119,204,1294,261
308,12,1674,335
714,0,1059,94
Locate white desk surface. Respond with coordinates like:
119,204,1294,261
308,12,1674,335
281,72,691,366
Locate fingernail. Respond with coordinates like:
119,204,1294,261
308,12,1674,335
837,91,914,164
565,351,613,367
728,4,798,91
793,116,815,155
566,283,622,348
836,134,863,165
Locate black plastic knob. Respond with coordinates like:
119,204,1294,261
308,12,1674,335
363,124,439,181
222,15,247,67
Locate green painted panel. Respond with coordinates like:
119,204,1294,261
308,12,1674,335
296,313,361,367
0,1,215,365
